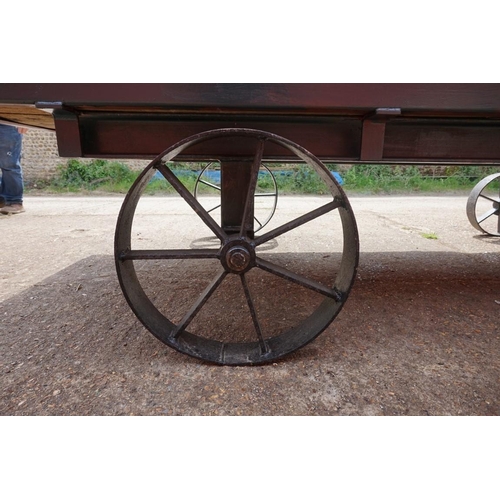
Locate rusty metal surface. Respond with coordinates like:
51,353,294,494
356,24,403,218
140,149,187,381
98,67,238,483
114,129,359,365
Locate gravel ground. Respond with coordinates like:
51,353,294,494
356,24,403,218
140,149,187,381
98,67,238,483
1,194,499,415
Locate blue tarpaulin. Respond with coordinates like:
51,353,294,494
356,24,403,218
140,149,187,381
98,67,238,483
153,169,343,185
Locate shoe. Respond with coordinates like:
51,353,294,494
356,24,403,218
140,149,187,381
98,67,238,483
0,196,5,208
0,203,25,215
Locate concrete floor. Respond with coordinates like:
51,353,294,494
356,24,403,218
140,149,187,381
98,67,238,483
1,194,499,415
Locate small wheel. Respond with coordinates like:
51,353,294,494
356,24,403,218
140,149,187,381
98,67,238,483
115,128,359,365
193,162,278,232
466,173,500,236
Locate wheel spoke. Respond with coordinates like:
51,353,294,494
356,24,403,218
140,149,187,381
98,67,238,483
199,179,221,191
240,140,265,236
497,179,500,233
255,257,342,301
156,162,226,241
479,193,500,204
254,215,263,229
254,199,343,247
172,269,228,339
477,207,499,223
119,248,220,261
207,203,221,214
240,274,268,354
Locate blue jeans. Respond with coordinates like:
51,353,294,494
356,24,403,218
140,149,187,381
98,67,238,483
0,124,24,204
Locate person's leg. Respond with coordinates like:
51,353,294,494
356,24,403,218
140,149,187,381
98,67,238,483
0,125,24,205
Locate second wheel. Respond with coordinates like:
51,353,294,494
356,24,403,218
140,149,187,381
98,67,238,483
194,161,278,232
466,173,500,236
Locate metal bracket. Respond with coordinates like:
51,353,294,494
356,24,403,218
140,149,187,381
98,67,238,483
360,108,401,161
52,107,82,157
35,102,63,109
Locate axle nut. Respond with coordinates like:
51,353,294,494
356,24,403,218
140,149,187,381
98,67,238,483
226,246,250,272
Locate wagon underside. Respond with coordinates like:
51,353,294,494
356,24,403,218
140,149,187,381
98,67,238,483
1,83,500,164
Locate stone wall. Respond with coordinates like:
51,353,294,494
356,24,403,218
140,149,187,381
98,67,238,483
21,129,60,181
20,129,150,182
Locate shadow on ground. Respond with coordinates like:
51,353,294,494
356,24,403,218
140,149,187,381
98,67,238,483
1,251,499,415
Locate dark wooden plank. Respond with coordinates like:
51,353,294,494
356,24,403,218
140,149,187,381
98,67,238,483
384,120,500,161
77,114,362,159
1,84,500,116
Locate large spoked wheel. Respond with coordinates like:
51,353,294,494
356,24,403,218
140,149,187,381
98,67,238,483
115,128,359,365
466,172,500,236
194,162,278,232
